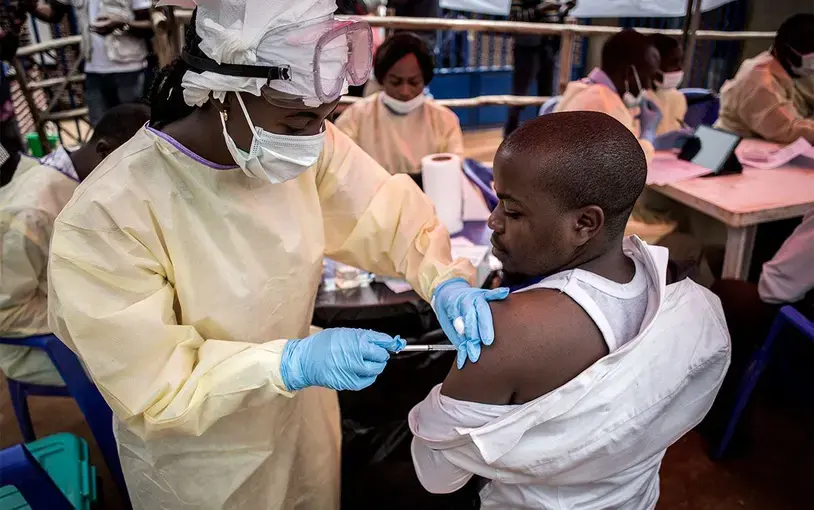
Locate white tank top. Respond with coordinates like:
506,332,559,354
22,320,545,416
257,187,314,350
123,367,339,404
516,258,650,352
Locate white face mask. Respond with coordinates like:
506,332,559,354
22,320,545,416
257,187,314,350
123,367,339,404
381,91,426,115
789,45,814,77
656,70,684,90
221,93,326,184
622,65,646,109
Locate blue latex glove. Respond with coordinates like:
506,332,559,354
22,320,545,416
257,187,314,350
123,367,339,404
653,128,696,150
431,278,510,369
281,328,406,391
637,98,663,143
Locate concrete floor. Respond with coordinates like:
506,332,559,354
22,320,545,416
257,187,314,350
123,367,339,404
1,371,811,509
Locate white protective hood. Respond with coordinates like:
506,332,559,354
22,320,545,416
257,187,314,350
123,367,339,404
158,0,347,107
410,238,732,508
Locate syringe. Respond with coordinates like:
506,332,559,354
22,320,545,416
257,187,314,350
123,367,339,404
398,344,457,352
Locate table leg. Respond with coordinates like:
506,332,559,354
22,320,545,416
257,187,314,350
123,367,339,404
722,225,757,281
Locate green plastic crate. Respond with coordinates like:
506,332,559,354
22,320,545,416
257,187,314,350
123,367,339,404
24,133,60,158
0,433,97,510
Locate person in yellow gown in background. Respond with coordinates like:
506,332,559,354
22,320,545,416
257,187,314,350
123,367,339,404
715,13,814,144
336,32,464,188
649,33,688,136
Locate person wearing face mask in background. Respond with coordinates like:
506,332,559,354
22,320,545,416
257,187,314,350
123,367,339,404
555,29,713,285
336,32,464,188
649,34,688,136
715,13,814,144
45,2,508,508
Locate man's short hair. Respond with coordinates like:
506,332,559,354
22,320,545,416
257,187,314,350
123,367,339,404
373,32,435,85
90,102,151,146
501,111,647,238
601,29,654,73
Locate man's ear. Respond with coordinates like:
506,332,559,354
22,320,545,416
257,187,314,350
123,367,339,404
95,138,112,160
574,205,604,246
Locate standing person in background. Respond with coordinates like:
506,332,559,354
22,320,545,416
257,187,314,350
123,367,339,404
0,1,27,186
25,0,153,126
388,0,439,48
715,13,814,144
336,32,463,188
649,33,688,136
504,0,576,136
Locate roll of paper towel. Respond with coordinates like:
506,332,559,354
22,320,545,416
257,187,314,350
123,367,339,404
421,153,464,235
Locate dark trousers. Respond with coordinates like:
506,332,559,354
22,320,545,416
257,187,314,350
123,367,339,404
84,70,145,126
505,40,558,136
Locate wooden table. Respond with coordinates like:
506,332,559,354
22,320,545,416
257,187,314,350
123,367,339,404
649,144,814,280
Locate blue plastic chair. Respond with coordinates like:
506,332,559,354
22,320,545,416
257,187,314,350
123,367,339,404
681,87,720,128
714,306,814,459
462,159,498,211
0,335,128,501
538,96,561,116
0,444,73,509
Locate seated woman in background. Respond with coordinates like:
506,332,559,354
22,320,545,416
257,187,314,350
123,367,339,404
649,34,688,135
715,13,813,144
336,32,464,188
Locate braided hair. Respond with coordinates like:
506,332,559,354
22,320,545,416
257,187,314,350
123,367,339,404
149,9,207,129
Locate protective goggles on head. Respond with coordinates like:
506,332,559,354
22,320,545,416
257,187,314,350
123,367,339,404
182,17,373,104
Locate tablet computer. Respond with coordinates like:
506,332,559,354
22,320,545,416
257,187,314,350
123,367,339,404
678,125,743,176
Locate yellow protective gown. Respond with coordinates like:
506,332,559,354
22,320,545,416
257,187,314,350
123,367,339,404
715,51,814,144
555,80,676,244
335,92,464,176
652,87,688,136
47,122,475,509
0,156,75,386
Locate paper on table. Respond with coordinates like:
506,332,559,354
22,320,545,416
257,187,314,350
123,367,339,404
738,137,814,169
647,153,712,185
382,278,414,294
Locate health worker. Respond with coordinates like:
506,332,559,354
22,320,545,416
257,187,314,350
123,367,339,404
649,33,688,136
336,32,464,188
46,1,508,508
715,13,814,144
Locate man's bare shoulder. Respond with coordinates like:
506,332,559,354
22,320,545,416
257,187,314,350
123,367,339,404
441,288,609,405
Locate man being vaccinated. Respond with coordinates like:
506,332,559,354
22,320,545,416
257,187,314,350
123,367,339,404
409,112,731,509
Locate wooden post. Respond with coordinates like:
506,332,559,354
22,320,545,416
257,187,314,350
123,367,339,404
12,57,51,154
682,0,704,82
557,17,577,94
